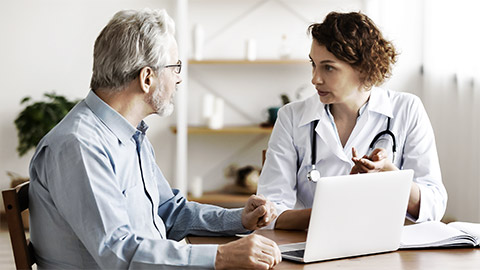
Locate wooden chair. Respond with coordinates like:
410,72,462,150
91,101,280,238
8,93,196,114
262,149,267,166
2,181,35,269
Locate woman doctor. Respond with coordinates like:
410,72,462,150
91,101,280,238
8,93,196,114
257,11,447,230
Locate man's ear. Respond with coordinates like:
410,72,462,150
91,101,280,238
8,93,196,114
138,67,155,94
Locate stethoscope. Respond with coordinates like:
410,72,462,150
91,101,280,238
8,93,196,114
307,117,397,182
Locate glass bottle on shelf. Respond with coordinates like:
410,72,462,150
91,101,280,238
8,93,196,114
245,38,257,61
278,34,291,59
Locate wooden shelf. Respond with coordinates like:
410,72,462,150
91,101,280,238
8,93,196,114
188,191,251,208
170,125,273,134
188,59,308,65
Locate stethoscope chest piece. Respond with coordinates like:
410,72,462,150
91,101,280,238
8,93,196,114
307,165,321,182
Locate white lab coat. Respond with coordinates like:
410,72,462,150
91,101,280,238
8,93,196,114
257,87,447,228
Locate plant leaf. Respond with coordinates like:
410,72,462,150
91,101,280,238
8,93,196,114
14,92,79,156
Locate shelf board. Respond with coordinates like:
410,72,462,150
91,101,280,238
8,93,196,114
170,125,273,134
188,59,309,65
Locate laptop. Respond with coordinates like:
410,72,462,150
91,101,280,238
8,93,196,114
280,169,413,263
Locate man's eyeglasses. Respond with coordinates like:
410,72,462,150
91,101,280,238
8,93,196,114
164,60,182,74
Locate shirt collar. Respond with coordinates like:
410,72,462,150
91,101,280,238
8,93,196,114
367,86,394,118
85,90,148,144
298,86,393,127
298,94,324,127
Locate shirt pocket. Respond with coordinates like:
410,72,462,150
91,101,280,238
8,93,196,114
122,183,150,231
122,182,142,197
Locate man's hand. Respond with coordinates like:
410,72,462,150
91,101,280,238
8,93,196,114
350,147,398,174
215,234,282,270
241,195,277,230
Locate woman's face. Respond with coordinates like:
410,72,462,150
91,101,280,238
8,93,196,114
309,40,364,106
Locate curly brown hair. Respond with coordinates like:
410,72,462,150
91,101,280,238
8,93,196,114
308,11,397,88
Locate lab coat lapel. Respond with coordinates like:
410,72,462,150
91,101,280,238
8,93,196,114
343,106,370,155
298,94,350,164
345,88,394,156
316,109,351,163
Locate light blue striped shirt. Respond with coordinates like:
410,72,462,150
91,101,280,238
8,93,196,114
29,91,247,269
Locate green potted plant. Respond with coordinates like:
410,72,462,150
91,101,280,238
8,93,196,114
261,94,291,127
14,92,79,157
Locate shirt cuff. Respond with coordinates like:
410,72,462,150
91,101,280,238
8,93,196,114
189,244,218,268
261,203,290,230
409,183,444,223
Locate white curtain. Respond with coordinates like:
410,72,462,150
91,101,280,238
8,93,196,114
422,0,480,222
367,0,480,222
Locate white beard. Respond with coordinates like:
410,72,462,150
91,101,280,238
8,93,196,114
157,101,174,117
147,82,175,117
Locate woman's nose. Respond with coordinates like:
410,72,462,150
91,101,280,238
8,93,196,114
311,70,324,85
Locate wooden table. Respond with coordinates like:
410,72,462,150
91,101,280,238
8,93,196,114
187,229,480,269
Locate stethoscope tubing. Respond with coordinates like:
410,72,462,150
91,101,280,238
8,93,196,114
308,116,397,182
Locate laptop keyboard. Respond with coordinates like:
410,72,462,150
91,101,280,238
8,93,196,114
282,249,305,258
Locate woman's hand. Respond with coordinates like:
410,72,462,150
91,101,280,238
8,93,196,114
350,147,398,174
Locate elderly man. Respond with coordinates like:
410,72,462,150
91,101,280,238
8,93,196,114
29,8,281,269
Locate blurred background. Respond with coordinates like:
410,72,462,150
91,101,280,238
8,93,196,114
0,0,479,224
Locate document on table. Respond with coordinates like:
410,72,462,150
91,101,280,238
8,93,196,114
400,221,480,249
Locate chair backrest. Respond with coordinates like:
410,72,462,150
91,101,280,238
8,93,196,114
2,181,35,269
262,149,267,166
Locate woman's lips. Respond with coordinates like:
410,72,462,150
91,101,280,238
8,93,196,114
317,90,329,96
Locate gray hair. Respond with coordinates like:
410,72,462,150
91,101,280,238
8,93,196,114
90,9,175,91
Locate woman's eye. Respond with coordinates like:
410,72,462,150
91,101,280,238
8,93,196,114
309,60,315,68
324,65,334,71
